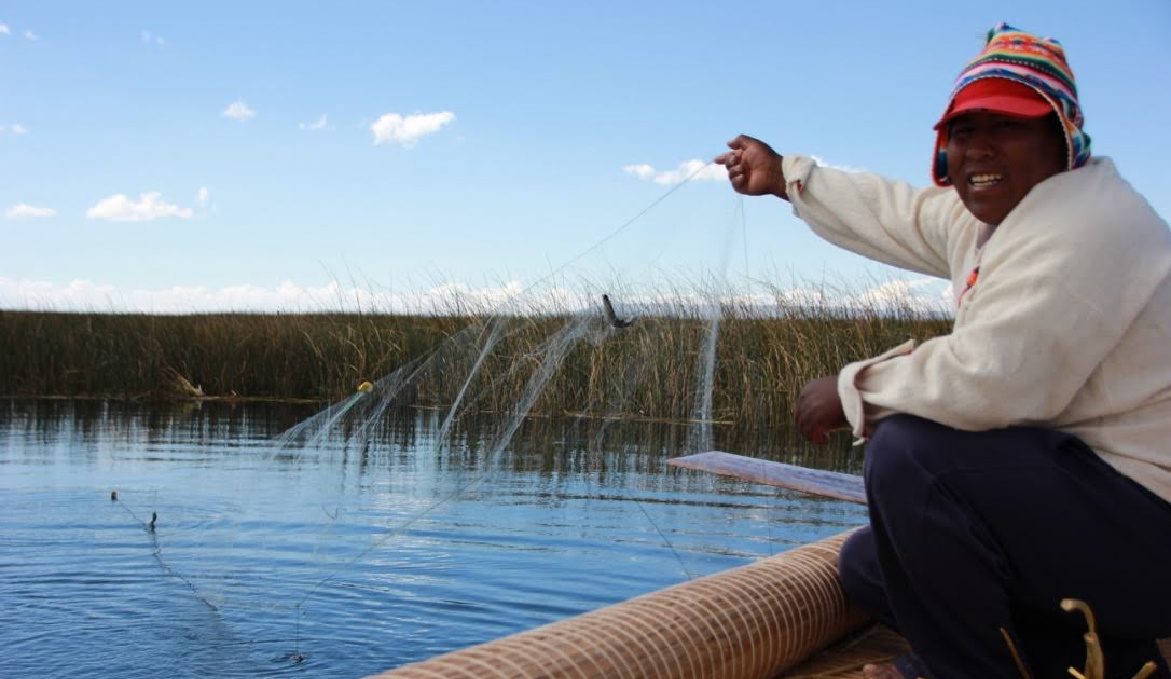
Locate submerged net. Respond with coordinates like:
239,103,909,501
151,289,748,668
87,288,768,676
63,170,877,677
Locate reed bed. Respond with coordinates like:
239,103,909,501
0,289,950,432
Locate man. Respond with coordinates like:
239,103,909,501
716,23,1171,679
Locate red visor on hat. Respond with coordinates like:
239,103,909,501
934,78,1053,130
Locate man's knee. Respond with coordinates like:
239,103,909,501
864,414,948,495
865,415,1065,495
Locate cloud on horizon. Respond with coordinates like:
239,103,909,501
223,99,256,122
623,159,726,185
0,276,951,316
5,204,56,219
0,278,539,314
371,111,455,147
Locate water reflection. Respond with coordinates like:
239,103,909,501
0,399,867,679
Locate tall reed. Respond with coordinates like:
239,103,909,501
0,286,950,432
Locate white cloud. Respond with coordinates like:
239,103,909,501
0,274,955,317
0,278,543,314
623,164,656,180
196,186,210,208
223,99,256,122
86,192,196,222
837,278,950,314
371,111,455,147
23,29,38,41
623,159,726,185
141,30,166,46
299,114,330,131
5,203,56,219
9,123,28,135
689,277,950,319
425,280,529,311
0,23,10,35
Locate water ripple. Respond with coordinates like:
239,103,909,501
0,400,866,678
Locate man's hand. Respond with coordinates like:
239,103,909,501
796,376,848,444
713,135,788,199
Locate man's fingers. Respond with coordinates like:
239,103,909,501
727,134,755,150
795,419,829,445
795,388,830,444
797,424,828,445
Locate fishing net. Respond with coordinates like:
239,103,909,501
3,171,892,678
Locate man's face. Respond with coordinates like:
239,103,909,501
945,111,1067,225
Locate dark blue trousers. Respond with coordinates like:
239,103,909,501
838,414,1171,679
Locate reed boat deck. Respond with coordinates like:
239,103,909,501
779,625,909,678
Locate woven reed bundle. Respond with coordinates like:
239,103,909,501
364,529,869,679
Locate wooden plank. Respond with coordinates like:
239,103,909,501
669,451,867,504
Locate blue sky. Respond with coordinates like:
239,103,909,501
2,0,1168,312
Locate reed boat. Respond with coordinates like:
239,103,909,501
363,452,1171,679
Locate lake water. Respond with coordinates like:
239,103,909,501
0,399,867,679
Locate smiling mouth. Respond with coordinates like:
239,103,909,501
968,173,1004,188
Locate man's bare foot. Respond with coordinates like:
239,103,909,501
863,662,909,679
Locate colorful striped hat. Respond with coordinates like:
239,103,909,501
933,22,1091,187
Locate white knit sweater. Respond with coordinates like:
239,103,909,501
783,155,1171,503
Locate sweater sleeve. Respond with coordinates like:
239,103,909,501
839,161,1171,434
783,155,961,280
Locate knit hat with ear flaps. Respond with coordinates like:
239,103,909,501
932,22,1092,187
